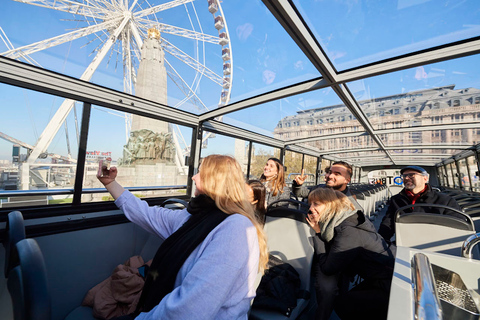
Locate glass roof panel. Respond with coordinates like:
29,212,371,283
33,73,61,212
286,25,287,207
224,88,349,138
326,150,389,164
0,0,320,115
293,0,480,71
348,55,480,156
380,131,479,151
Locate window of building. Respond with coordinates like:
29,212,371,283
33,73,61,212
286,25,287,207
452,114,464,122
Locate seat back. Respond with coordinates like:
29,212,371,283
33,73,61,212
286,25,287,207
4,211,26,278
7,238,51,320
395,204,476,257
250,204,314,318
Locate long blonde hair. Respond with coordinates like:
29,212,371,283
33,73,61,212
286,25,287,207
199,154,268,272
308,188,355,223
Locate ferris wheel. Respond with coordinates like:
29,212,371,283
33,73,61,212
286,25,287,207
1,0,233,169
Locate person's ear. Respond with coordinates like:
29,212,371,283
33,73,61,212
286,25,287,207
251,200,258,205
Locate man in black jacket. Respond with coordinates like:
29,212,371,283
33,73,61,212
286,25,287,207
378,165,462,242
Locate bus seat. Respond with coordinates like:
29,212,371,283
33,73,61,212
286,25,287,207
395,204,476,257
65,201,181,320
7,238,51,320
249,202,314,319
4,211,26,278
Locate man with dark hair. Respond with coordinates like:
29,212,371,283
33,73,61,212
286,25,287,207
292,161,361,210
378,165,462,243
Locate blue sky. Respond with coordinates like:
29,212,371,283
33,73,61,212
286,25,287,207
0,0,479,161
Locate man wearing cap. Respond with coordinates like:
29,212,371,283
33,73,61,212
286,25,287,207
378,165,462,242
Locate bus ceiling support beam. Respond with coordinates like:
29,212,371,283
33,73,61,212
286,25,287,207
72,102,92,205
435,166,441,187
27,17,132,164
285,144,320,158
199,77,329,121
455,160,463,190
0,56,199,128
465,158,473,192
202,120,284,149
287,122,480,146
279,148,285,166
262,0,393,165
449,163,456,188
328,88,396,163
317,156,323,185
475,149,480,189
246,141,253,180
186,125,201,197
338,37,480,84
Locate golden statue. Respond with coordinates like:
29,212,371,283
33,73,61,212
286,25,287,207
147,27,161,40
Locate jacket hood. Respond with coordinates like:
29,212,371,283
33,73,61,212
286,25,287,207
319,208,357,242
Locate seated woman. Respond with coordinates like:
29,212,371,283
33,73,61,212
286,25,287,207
246,179,267,224
306,188,396,320
97,154,268,320
260,157,291,207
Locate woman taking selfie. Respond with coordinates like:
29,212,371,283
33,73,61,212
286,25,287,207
306,188,395,320
97,154,268,320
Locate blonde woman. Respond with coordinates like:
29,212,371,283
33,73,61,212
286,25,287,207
97,154,268,320
260,157,291,207
306,188,395,320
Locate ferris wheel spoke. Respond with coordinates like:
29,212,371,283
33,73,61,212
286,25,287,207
165,58,208,112
122,29,134,94
136,19,219,44
2,17,122,59
134,0,194,19
13,0,107,19
162,38,223,86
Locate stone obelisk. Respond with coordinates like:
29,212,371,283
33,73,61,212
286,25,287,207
131,28,169,133
121,27,175,166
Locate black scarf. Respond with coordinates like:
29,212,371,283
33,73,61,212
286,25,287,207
134,194,229,314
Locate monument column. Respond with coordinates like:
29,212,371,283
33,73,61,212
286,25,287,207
131,28,169,133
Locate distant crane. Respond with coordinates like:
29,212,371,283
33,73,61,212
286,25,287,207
0,131,75,163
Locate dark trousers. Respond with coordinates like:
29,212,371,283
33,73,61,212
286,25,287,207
334,278,390,320
312,237,390,320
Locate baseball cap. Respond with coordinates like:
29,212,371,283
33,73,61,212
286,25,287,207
400,165,428,175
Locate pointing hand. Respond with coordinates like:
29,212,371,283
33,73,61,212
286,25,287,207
295,169,307,185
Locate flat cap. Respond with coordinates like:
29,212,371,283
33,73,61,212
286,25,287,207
400,165,427,175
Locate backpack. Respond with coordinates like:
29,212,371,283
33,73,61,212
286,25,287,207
252,254,306,317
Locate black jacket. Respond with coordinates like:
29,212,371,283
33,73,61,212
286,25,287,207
318,211,396,282
378,184,462,241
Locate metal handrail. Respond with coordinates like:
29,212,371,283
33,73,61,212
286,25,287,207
461,232,480,259
411,253,443,320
